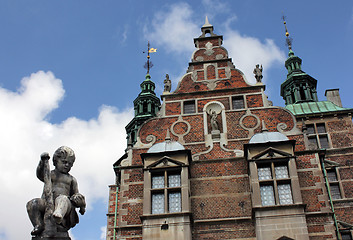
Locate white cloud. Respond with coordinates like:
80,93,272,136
0,71,133,240
100,226,107,240
223,29,286,84
145,2,284,86
145,2,199,54
202,0,230,17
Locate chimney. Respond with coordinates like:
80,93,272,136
325,89,342,107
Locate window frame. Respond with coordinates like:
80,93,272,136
340,231,353,240
183,100,196,114
231,95,245,110
257,161,294,206
326,167,344,200
306,122,331,149
151,169,182,214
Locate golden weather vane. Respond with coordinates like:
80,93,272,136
282,15,293,50
143,41,157,74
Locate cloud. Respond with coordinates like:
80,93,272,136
145,2,284,86
100,226,107,240
0,71,132,240
144,2,199,54
223,29,286,84
202,0,230,17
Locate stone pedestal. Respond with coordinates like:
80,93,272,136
211,130,220,139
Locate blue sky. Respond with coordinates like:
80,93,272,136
0,1,352,239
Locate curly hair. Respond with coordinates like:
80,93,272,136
53,146,75,166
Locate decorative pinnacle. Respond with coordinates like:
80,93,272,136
261,120,268,132
282,15,293,50
165,129,171,142
143,41,156,74
203,16,212,28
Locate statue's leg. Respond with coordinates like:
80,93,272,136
52,195,72,224
26,198,45,235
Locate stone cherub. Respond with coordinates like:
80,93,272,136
163,74,171,92
26,146,86,238
253,64,263,83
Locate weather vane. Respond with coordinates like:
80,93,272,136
143,41,157,74
282,15,293,50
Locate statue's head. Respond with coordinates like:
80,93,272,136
53,146,76,170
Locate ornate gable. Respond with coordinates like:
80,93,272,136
146,156,186,169
252,147,292,160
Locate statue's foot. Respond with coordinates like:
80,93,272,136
52,211,63,224
31,225,44,236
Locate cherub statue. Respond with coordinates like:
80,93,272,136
164,74,171,92
26,146,86,238
253,64,263,83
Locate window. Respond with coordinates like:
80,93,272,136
151,171,182,214
306,123,330,149
232,96,245,110
326,168,342,200
258,162,293,206
341,232,353,240
183,100,196,114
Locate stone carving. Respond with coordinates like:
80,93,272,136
216,54,224,60
208,110,219,131
27,146,86,239
253,64,263,83
163,74,171,92
205,42,214,56
191,71,198,81
196,56,204,62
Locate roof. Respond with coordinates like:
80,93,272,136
249,131,289,144
285,101,353,116
147,140,185,153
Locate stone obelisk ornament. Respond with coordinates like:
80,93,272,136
26,146,86,239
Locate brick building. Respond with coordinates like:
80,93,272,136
106,19,353,240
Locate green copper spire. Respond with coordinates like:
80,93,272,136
125,44,161,145
280,17,318,105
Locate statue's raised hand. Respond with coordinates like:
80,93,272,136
40,152,50,161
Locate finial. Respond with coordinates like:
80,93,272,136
203,16,212,28
282,15,293,50
261,120,268,132
143,41,157,74
127,134,133,149
165,129,171,142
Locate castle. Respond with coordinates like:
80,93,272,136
106,19,353,240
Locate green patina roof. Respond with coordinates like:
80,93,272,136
285,101,353,116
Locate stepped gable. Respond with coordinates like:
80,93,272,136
173,20,251,95
135,20,299,155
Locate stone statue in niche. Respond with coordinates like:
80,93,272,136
253,64,263,83
163,74,171,92
209,110,219,131
27,146,86,239
208,109,221,139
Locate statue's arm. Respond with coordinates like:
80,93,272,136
71,177,86,215
36,152,50,182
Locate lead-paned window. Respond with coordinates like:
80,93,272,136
326,168,342,200
232,96,245,110
306,123,330,149
341,232,353,240
183,100,196,114
151,171,182,214
258,162,293,206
